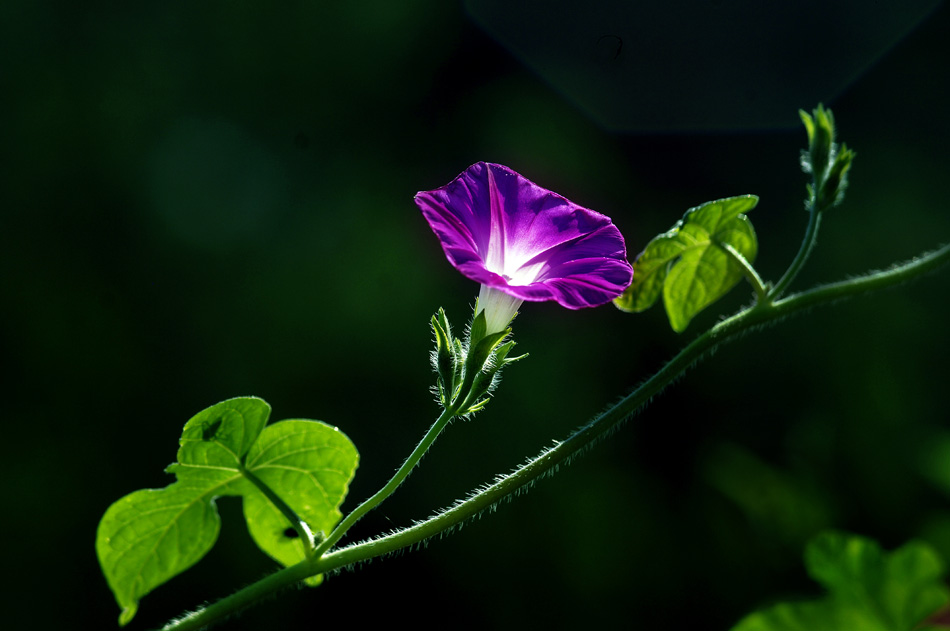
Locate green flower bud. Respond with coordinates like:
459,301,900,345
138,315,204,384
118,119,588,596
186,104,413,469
800,105,836,180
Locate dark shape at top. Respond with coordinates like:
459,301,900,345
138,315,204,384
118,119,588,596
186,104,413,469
465,0,941,132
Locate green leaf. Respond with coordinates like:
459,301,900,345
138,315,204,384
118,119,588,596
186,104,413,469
96,480,228,626
613,195,759,332
730,531,950,631
242,419,359,587
172,396,270,471
97,398,266,625
96,397,360,624
731,600,880,631
807,532,949,629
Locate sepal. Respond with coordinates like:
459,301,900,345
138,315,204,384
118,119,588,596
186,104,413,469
466,327,510,375
469,308,488,350
428,307,525,416
818,143,855,208
800,105,835,180
430,308,459,406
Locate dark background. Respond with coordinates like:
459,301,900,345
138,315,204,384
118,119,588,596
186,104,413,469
2,2,949,629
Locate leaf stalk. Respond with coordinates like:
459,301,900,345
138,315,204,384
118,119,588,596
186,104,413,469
769,200,823,300
716,239,770,303
239,466,317,557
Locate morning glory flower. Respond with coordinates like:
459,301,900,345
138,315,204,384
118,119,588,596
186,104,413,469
415,162,634,334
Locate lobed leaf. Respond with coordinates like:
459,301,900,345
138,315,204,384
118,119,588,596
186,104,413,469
96,479,229,626
242,420,359,586
613,195,759,332
730,531,950,631
96,397,359,624
173,396,270,470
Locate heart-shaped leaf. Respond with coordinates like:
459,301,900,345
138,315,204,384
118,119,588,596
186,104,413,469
242,419,359,586
96,397,359,625
614,195,759,332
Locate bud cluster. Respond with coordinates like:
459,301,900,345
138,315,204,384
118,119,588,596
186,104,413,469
430,307,525,416
799,104,855,209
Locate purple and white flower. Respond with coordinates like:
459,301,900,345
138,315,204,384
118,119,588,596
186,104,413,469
415,162,633,333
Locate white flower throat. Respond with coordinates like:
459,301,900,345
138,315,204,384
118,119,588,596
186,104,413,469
477,284,523,335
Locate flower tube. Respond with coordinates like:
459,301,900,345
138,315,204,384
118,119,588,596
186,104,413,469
415,162,634,334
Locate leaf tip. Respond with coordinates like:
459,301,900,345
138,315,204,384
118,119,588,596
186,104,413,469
668,314,689,334
118,604,138,627
612,293,633,312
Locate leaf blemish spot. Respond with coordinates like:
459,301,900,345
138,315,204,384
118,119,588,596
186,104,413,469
202,418,223,441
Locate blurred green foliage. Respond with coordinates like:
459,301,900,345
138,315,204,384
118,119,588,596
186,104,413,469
731,531,950,630
1,2,948,630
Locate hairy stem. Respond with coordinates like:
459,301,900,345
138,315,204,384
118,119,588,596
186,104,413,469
770,200,822,299
312,406,456,558
160,243,950,631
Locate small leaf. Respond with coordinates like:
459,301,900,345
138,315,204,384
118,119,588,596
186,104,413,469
614,195,759,332
242,420,359,585
730,531,950,631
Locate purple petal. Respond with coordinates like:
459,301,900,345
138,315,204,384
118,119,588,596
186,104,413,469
415,162,633,309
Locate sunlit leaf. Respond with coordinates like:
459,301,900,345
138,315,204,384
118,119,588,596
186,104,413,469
242,420,359,586
613,195,759,332
173,396,270,470
96,479,227,626
96,397,359,624
730,531,950,631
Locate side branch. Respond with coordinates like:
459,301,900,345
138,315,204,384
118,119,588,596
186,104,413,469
773,243,949,311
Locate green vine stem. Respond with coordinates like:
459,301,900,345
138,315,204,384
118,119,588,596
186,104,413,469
769,199,822,300
311,406,456,558
161,242,950,631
